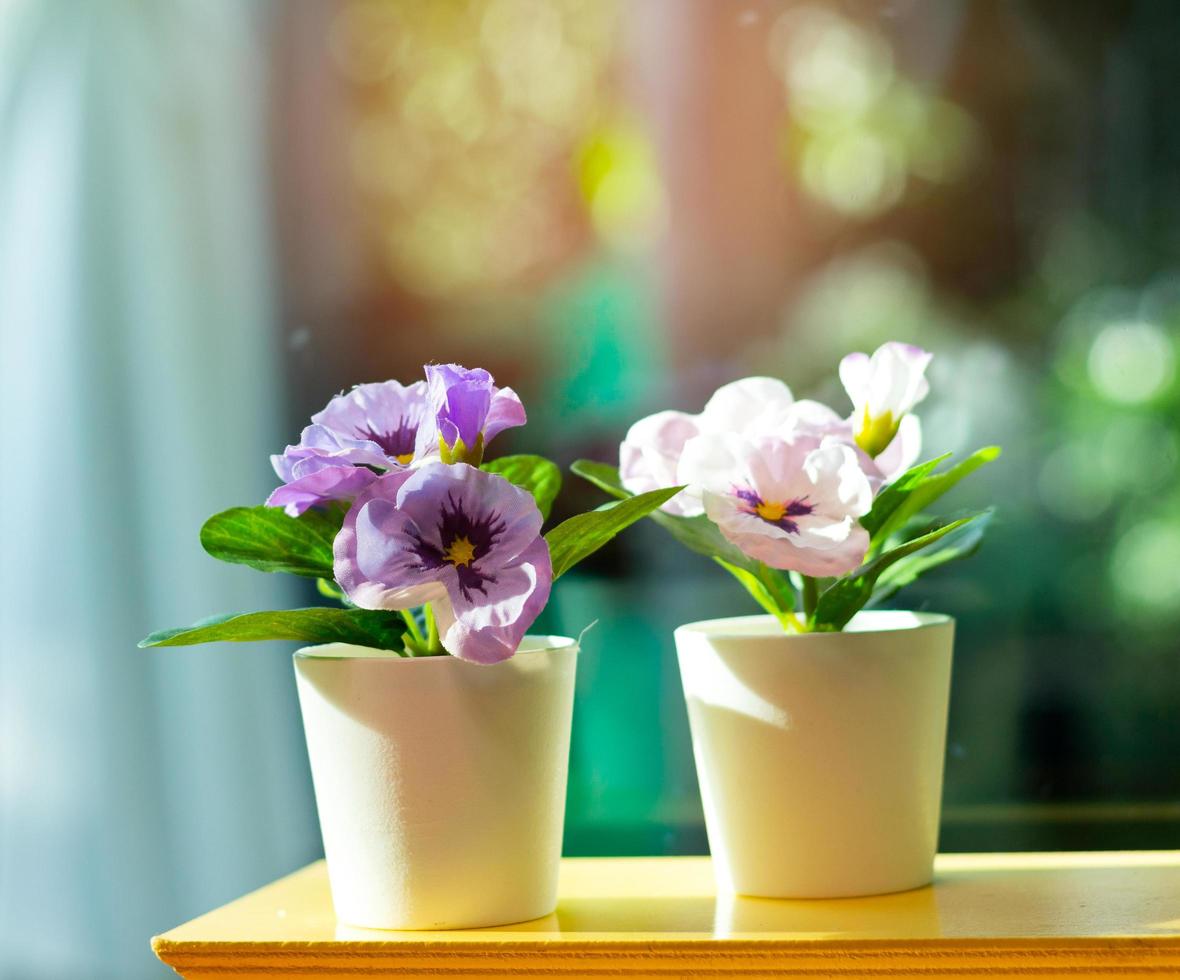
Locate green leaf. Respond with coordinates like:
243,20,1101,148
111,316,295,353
545,486,684,579
715,558,797,630
860,454,950,539
871,446,1001,549
813,512,987,631
139,607,408,651
200,505,344,578
316,577,346,602
649,511,747,566
870,509,994,605
483,454,562,520
570,459,629,500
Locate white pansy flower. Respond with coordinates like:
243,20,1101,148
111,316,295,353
677,431,873,577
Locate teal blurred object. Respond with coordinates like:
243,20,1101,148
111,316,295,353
537,256,663,437
548,553,752,856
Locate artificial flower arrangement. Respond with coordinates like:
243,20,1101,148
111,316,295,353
140,363,680,663
573,341,1000,630
137,344,1003,919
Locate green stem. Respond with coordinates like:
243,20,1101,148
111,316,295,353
399,609,426,650
424,603,441,654
802,575,819,626
781,609,807,633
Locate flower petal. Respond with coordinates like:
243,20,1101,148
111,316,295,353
690,431,872,577
620,410,702,516
394,462,543,563
676,431,751,495
873,412,922,482
782,399,848,437
310,381,435,465
871,342,931,417
483,386,527,442
265,464,379,517
425,363,493,450
424,363,527,455
436,538,552,664
841,342,932,418
838,351,872,408
699,377,795,434
333,470,445,608
802,442,874,517
314,380,432,443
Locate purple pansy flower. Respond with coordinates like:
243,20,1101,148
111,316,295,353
267,380,436,516
334,462,552,664
425,363,526,465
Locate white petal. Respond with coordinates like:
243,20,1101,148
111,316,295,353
677,432,752,495
874,413,923,482
619,410,702,516
783,399,847,435
745,435,819,503
785,524,870,576
839,352,872,410
699,377,794,435
803,442,875,516
867,342,932,417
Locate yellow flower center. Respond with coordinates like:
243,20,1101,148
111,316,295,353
396,452,415,465
755,500,787,522
444,535,476,567
854,406,899,458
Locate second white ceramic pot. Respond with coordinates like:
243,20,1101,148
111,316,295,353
294,636,578,930
675,611,953,899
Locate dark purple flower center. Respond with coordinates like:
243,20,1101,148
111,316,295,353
356,420,419,464
410,491,507,600
733,486,813,534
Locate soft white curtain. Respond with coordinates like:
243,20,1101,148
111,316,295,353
0,2,319,976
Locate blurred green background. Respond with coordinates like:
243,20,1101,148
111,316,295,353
2,0,1178,976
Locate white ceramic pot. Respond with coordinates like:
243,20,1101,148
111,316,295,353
675,611,954,899
294,636,578,930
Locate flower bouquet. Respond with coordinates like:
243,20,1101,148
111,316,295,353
576,342,1000,898
141,364,677,930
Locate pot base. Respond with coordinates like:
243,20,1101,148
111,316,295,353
730,874,934,901
338,901,556,933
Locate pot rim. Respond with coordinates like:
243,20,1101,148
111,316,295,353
675,610,953,641
294,633,578,662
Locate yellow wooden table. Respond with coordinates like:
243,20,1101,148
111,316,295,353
153,852,1180,978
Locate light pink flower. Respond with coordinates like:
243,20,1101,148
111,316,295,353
620,377,801,515
678,432,873,576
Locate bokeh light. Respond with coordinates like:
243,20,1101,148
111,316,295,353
769,4,977,218
1111,519,1180,617
769,6,893,127
332,0,627,297
1087,320,1175,404
576,115,665,253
